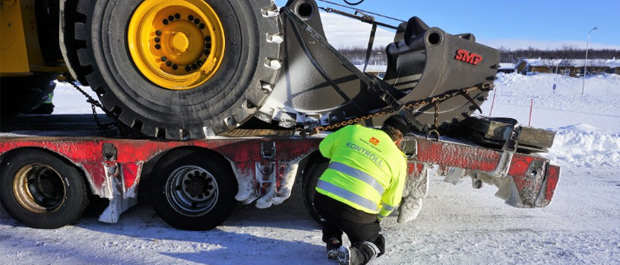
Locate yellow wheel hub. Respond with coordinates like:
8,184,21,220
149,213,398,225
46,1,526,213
128,0,225,90
172,32,190,53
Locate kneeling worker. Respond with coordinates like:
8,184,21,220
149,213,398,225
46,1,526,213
314,115,409,265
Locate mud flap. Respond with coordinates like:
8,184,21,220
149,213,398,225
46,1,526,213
477,157,561,208
397,163,429,223
98,145,140,223
502,163,561,208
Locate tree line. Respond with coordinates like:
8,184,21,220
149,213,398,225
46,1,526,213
498,46,620,64
338,46,620,65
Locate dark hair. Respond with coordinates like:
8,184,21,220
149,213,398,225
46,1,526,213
381,115,409,141
381,124,403,142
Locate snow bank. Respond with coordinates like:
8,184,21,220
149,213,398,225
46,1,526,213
544,124,620,168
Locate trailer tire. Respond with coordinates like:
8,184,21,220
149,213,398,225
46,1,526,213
301,157,329,224
74,0,281,139
150,149,237,230
0,149,89,229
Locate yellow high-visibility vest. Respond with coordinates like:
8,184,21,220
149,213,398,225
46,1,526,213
316,125,407,219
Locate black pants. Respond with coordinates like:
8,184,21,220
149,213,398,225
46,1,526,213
314,193,385,264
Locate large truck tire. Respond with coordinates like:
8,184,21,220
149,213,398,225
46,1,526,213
0,73,56,116
149,149,238,230
74,0,282,139
0,149,89,229
301,156,329,224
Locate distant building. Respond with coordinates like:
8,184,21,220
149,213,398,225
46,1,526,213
605,58,620,75
515,58,619,77
498,63,516,74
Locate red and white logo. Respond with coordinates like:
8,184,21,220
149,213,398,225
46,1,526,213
370,137,380,145
455,49,483,65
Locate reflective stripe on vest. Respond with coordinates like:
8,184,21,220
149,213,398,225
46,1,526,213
378,203,397,219
316,180,378,212
380,203,396,212
328,162,385,195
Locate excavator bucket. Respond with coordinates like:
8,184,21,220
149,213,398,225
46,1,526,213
256,1,499,132
382,17,499,131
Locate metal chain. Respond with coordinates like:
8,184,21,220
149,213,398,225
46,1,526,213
307,83,493,135
68,80,119,130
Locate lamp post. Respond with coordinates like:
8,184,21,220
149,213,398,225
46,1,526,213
582,27,597,95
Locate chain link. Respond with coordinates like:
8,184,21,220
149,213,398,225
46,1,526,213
68,80,119,130
307,83,492,135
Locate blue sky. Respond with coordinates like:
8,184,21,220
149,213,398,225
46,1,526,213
274,0,620,50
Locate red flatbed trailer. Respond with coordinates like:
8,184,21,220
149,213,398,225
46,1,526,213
0,115,560,230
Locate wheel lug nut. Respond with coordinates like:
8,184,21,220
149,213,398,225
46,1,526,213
168,15,174,21
172,64,178,70
166,61,172,67
163,19,169,25
204,36,211,42
154,37,160,43
199,23,205,30
161,56,167,62
156,30,162,36
185,66,191,71
194,19,200,24
192,64,198,70
174,13,181,19
188,15,194,21
155,44,161,49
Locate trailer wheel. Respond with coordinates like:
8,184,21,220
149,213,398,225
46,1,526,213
0,149,89,229
150,149,237,230
301,157,329,224
74,0,281,139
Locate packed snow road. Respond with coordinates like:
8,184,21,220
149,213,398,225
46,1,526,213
1,168,618,264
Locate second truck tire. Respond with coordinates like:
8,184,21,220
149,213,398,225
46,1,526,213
150,149,238,230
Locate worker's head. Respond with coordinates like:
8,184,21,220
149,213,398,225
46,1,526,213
381,115,409,143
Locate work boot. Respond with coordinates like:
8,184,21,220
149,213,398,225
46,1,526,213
326,237,342,259
337,246,362,265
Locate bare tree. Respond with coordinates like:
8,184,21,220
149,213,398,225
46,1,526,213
555,45,580,75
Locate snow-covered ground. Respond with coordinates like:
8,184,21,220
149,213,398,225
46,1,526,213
1,72,619,264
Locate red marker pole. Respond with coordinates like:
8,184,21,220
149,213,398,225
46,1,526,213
489,89,497,117
528,98,533,127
